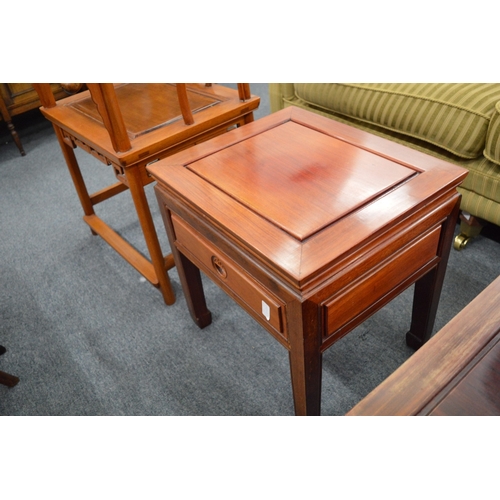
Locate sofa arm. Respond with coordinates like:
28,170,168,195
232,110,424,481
269,83,295,113
484,101,500,166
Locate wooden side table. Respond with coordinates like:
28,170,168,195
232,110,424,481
148,107,468,416
347,275,500,416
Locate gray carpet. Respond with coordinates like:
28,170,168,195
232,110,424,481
1,83,499,416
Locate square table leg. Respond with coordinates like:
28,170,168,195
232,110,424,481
287,301,323,416
406,196,461,349
159,204,212,328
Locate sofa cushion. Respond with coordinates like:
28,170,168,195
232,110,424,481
484,101,500,166
294,83,500,159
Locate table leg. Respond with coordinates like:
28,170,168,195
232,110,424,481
0,370,19,387
126,167,176,306
53,126,96,221
0,346,19,387
176,252,213,329
0,96,25,156
406,195,461,349
287,302,323,416
156,196,212,328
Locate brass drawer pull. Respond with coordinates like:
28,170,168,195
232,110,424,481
211,256,227,279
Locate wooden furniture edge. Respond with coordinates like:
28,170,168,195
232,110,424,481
346,275,500,416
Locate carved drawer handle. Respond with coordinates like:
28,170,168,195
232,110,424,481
211,256,227,279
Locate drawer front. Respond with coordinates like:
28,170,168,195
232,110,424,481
171,214,286,336
324,225,442,339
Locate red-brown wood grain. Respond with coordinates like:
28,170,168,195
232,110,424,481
150,107,468,415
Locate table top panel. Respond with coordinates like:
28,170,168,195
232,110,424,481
188,121,416,241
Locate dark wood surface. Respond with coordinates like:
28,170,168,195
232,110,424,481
149,107,468,415
347,275,500,416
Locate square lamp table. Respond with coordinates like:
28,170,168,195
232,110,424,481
148,107,468,416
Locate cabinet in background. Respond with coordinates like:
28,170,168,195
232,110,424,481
0,83,83,116
0,83,83,155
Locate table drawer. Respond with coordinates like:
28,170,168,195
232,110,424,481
324,225,442,339
171,214,286,336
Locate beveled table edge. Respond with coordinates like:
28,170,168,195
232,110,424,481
149,108,468,287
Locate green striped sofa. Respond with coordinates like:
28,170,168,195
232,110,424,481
269,83,500,249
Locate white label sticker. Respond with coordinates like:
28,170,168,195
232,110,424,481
262,301,271,321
